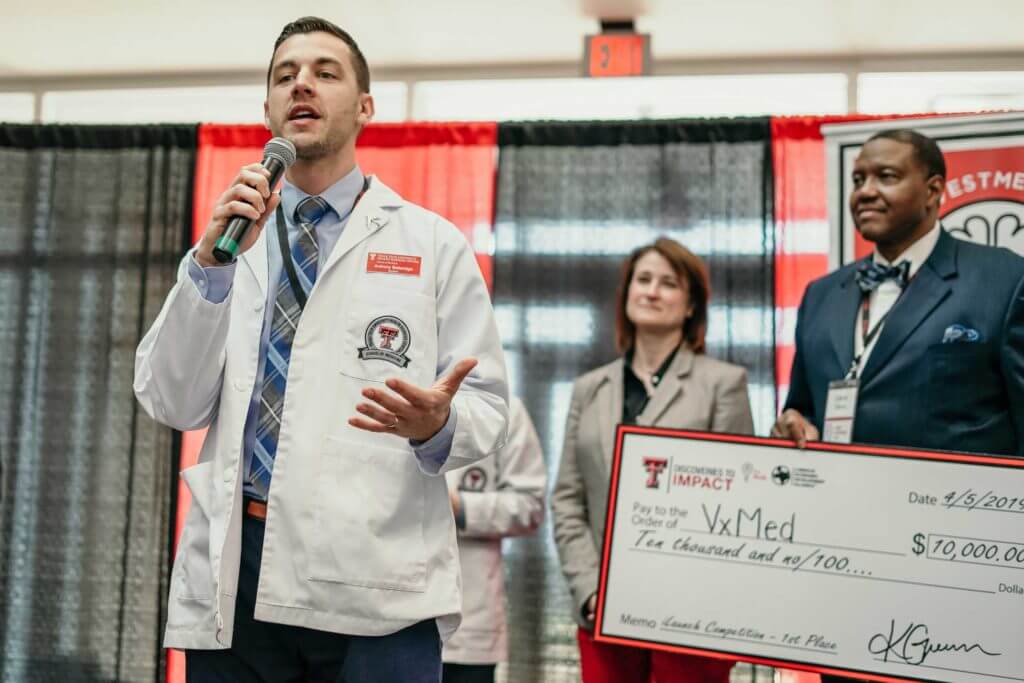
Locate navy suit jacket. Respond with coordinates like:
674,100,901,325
785,228,1024,457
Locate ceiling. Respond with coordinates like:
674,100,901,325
3,0,1022,79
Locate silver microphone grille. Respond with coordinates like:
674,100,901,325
264,137,297,167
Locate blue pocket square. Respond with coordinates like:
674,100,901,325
942,324,981,344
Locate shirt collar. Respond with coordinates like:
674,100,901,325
279,165,366,230
624,343,682,388
872,220,941,279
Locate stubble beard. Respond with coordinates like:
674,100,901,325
274,99,362,162
270,113,351,162
294,130,346,161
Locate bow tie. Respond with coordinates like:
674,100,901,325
855,259,910,293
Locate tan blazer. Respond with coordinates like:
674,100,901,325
551,347,754,625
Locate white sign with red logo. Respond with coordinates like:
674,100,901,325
596,425,1024,683
823,113,1024,266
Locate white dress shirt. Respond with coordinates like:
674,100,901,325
852,222,942,374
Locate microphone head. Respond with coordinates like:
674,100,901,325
264,137,297,168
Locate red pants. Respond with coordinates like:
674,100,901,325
577,628,733,683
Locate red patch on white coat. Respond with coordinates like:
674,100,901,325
366,253,422,276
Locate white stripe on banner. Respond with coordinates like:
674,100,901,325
473,221,495,255
777,384,791,409
748,382,779,438
496,219,830,257
775,306,799,347
495,220,768,256
496,303,799,348
495,304,596,345
704,307,772,347
775,219,831,255
546,381,576,471
503,348,521,398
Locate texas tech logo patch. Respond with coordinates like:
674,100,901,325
459,467,488,492
358,315,412,367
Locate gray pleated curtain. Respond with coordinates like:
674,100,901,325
493,119,776,683
0,124,196,682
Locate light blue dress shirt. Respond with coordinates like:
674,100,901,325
187,166,455,499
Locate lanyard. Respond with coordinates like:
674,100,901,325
274,177,370,310
846,297,889,379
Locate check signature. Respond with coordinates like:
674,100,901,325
868,619,1001,665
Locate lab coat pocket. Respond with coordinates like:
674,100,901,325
310,436,427,592
338,286,435,388
177,461,216,602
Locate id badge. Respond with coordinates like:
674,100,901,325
823,378,859,444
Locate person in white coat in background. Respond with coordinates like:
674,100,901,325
442,396,547,683
133,15,507,683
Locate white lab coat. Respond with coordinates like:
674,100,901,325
443,397,547,664
134,177,508,650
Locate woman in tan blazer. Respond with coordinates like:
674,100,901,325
551,237,755,683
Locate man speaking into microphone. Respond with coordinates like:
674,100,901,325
134,16,508,683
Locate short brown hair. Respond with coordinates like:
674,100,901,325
614,237,710,354
267,16,371,93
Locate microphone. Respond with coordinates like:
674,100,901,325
212,137,297,264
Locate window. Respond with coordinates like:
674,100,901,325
0,93,35,123
39,82,407,124
858,72,1024,114
413,73,848,120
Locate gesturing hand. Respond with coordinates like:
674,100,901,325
349,358,478,442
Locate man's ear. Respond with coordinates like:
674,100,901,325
263,100,271,131
358,93,375,127
926,174,946,211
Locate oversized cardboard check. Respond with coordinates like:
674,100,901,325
595,426,1024,683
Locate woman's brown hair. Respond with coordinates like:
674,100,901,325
614,237,710,355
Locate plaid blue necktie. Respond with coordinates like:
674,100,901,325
855,259,910,294
249,196,331,498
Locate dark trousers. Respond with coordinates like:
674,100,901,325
186,513,441,683
441,663,495,683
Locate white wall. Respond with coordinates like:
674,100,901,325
2,55,1023,124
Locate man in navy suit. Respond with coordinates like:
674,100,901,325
774,128,1024,454
773,128,1024,681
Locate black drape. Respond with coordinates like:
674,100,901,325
493,118,776,682
0,124,196,682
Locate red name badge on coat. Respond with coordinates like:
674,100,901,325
367,253,422,276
